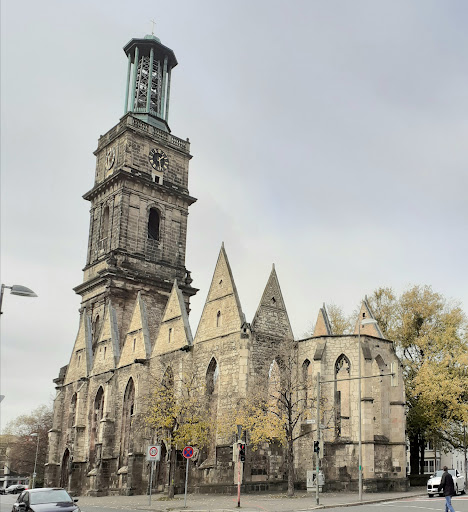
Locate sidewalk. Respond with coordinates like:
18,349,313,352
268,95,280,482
77,487,427,511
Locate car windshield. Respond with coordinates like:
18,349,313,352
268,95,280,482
433,470,456,477
30,490,73,505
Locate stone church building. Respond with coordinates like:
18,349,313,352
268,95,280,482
45,34,407,495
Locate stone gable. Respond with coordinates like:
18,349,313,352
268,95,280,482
152,280,192,356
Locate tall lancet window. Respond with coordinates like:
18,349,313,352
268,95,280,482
206,358,219,396
120,378,135,466
90,387,105,465
334,354,351,438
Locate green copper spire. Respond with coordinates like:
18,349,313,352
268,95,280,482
123,35,177,132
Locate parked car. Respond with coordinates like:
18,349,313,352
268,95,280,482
427,469,466,497
12,488,80,512
6,485,26,495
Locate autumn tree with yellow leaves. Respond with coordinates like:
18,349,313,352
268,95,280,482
143,365,211,497
219,339,331,497
368,285,468,475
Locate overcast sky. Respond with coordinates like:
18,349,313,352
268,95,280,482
1,0,467,430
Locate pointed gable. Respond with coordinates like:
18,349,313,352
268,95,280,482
251,264,294,339
313,303,333,336
64,309,93,385
353,297,384,337
194,244,245,344
119,293,151,367
91,301,121,374
153,280,193,355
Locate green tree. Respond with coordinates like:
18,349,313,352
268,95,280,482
4,404,53,486
368,285,468,474
143,366,211,497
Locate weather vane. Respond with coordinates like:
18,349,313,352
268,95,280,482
150,19,156,36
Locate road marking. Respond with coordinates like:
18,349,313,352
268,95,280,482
381,504,442,510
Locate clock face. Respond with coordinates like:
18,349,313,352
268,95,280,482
149,148,169,172
105,147,116,170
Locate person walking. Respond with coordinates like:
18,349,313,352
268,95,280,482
438,466,456,512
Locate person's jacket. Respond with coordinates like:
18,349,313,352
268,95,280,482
438,471,456,496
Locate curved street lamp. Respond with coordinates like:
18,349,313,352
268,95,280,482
0,284,37,314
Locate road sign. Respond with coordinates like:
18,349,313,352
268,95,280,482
146,445,161,461
183,446,194,459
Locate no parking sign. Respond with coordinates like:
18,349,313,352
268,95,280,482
146,445,161,462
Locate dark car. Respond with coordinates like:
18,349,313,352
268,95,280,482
6,485,27,494
12,488,79,512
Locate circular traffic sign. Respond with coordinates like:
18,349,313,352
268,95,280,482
149,446,158,457
183,446,194,459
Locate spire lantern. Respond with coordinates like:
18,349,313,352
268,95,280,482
123,35,178,132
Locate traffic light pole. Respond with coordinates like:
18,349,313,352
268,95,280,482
237,443,241,508
316,372,320,506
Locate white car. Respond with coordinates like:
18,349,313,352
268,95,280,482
427,469,466,497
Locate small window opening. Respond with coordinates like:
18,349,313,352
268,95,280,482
153,175,160,184
148,208,160,241
168,328,172,343
362,312,366,319
78,353,81,364
101,206,109,240
271,297,276,305
133,338,136,352
219,279,223,286
216,310,221,327
103,346,107,359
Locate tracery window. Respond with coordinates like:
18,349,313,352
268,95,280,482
335,354,351,438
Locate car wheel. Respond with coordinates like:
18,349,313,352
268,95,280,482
428,494,433,498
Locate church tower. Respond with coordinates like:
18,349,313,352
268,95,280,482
74,34,197,349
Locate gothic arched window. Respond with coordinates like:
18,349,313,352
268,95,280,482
206,358,219,396
90,387,105,465
120,378,135,466
335,354,351,438
68,393,77,428
148,208,160,241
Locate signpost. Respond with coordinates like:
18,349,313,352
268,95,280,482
146,445,161,505
183,446,194,508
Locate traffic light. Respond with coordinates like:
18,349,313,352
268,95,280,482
239,443,246,462
314,441,320,454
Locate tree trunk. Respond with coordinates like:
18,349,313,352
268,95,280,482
419,438,425,475
287,436,295,497
167,446,176,498
409,432,420,475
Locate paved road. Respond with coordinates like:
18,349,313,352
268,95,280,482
3,489,468,512
323,495,468,511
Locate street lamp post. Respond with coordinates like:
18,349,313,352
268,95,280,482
31,433,40,489
358,317,378,502
0,284,37,314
